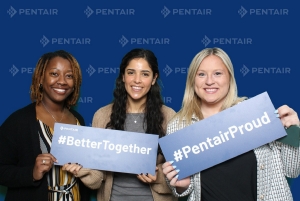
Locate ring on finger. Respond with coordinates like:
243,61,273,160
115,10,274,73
42,159,46,165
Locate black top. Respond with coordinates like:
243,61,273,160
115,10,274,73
201,150,257,201
0,103,90,201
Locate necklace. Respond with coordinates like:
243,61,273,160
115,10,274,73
129,113,141,123
41,101,65,122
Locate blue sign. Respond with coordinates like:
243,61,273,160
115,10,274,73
159,92,287,179
51,124,158,175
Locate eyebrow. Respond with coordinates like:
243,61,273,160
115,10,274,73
197,69,225,72
126,68,151,72
48,68,73,72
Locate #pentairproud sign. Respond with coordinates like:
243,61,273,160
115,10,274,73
50,124,158,175
158,92,287,179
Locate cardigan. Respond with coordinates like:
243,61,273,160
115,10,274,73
77,103,178,201
166,115,300,201
0,103,90,201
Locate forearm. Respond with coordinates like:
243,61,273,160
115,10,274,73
279,142,300,178
278,126,300,177
0,165,41,188
165,176,194,197
76,168,105,189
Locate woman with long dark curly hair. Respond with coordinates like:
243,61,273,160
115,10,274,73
76,48,177,201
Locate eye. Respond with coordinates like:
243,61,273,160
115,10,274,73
66,74,73,79
215,72,223,76
50,72,58,76
127,71,134,75
142,73,149,77
198,72,205,77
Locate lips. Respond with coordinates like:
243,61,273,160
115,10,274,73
53,88,67,94
132,86,142,91
204,88,218,93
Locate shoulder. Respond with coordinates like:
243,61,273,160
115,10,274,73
92,104,112,128
0,103,35,135
167,115,180,127
160,105,176,130
69,108,85,126
161,105,176,117
1,103,35,125
166,115,191,135
93,104,113,117
14,102,35,115
161,105,176,122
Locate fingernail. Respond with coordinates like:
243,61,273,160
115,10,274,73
146,173,148,176
76,163,78,164
176,169,180,173
169,160,174,165
172,165,177,169
68,162,71,164
78,164,81,166
175,175,179,179
274,109,278,114
140,173,143,175
276,114,280,118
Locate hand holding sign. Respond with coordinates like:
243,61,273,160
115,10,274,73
162,161,191,190
276,105,299,129
159,92,287,180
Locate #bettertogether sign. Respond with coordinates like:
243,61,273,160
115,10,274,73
51,124,158,175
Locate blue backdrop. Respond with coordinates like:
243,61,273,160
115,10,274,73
1,0,299,200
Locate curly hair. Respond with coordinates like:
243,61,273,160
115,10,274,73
106,48,165,138
30,50,82,108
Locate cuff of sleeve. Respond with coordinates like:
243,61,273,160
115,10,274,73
165,176,194,197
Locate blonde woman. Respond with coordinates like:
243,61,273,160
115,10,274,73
162,47,300,201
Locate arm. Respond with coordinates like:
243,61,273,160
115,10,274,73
0,113,41,188
277,141,300,178
75,168,106,190
160,117,195,197
163,160,194,197
276,105,300,177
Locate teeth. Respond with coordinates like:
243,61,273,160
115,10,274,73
54,89,66,92
205,89,217,92
132,86,141,90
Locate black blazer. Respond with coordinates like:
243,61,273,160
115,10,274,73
0,103,90,201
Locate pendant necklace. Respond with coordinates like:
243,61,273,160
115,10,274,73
41,101,65,122
130,113,141,123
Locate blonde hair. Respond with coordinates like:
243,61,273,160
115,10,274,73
175,47,246,124
30,50,82,108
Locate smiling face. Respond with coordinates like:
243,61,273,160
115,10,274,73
41,56,74,104
194,55,230,110
122,58,157,105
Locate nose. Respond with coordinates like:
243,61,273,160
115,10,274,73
134,74,142,83
57,75,67,85
205,74,215,86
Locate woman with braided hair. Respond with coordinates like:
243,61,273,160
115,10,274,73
0,50,90,201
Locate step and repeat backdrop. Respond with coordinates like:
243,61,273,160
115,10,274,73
1,0,299,200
